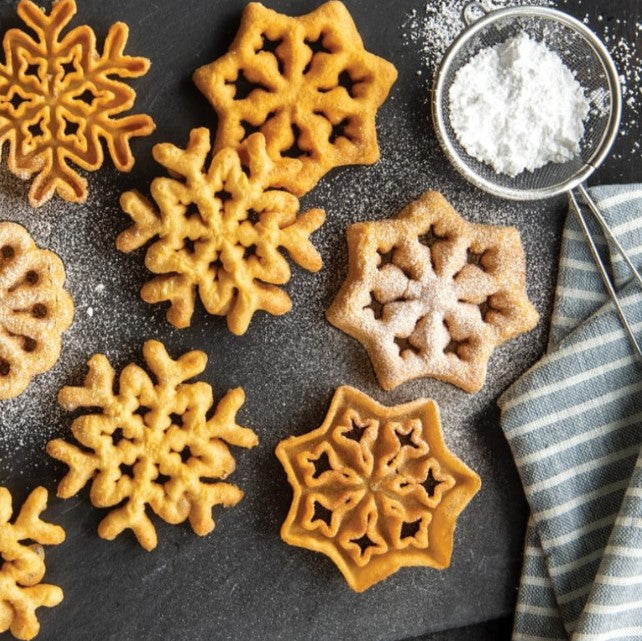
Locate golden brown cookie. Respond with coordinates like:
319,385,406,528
193,1,397,196
326,191,539,392
0,486,65,641
0,0,155,207
0,222,74,400
276,386,480,592
47,340,258,551
117,129,325,335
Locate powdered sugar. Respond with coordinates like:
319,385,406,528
448,33,590,176
582,13,642,145
0,167,161,468
402,0,554,76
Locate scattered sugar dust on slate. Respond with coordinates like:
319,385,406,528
0,167,161,471
289,86,559,468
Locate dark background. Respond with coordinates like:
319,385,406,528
0,1,639,640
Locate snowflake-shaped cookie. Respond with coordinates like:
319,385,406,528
0,222,74,400
193,0,397,196
276,386,480,592
326,191,539,392
47,340,258,551
117,129,325,335
0,0,155,207
0,486,65,641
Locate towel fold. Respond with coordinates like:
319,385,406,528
498,184,642,641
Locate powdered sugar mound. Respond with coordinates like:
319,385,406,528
448,33,590,176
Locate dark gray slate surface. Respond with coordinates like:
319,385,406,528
0,1,638,640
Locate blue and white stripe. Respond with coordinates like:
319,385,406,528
498,185,642,641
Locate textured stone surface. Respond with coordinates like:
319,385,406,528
0,1,638,640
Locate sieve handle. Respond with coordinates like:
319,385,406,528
462,0,507,26
569,188,642,361
577,183,642,290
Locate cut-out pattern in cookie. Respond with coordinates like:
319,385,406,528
326,191,539,392
0,0,155,207
0,222,73,400
0,486,65,641
47,340,258,551
117,129,325,335
193,0,397,196
275,385,480,591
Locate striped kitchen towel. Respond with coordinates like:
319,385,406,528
498,184,642,641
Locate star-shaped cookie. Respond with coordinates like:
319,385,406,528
326,191,539,392
275,385,480,591
193,1,397,196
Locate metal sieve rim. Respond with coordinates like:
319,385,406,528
431,6,622,201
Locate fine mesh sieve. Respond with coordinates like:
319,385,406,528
432,5,642,358
431,5,621,200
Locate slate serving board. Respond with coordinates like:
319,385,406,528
0,1,639,640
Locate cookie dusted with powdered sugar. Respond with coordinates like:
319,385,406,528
326,191,539,393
